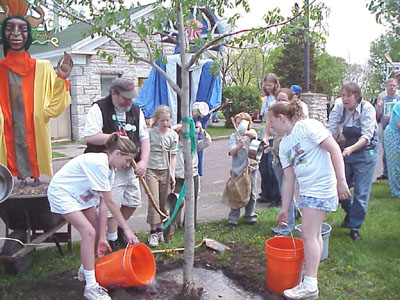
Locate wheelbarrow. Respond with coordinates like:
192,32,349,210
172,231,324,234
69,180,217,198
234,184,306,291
0,165,72,274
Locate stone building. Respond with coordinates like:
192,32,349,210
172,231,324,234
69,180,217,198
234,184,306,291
29,4,173,141
301,93,329,124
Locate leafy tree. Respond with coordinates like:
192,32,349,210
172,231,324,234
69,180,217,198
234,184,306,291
368,0,400,37
224,45,281,89
368,32,400,95
219,47,245,86
221,85,261,127
271,1,328,92
314,52,347,97
35,0,310,295
345,63,373,98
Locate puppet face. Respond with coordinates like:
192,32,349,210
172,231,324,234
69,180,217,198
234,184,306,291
4,18,29,52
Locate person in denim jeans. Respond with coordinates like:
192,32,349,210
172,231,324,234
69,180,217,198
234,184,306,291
327,82,379,241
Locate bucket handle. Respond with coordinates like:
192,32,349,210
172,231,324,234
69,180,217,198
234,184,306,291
122,243,131,274
281,222,297,258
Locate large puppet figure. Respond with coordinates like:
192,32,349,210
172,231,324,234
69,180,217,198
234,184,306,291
0,6,73,188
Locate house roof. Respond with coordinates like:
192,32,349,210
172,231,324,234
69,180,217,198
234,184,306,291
29,22,92,55
0,4,153,59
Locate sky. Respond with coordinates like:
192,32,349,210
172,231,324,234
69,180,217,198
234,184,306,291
233,0,387,65
132,0,387,65
94,0,387,64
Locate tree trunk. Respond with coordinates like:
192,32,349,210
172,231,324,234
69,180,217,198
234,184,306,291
176,1,198,297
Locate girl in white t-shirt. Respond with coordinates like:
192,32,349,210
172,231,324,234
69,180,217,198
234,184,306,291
268,100,350,300
47,133,139,300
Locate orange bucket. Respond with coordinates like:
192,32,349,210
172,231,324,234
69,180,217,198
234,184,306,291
95,243,156,290
265,236,304,295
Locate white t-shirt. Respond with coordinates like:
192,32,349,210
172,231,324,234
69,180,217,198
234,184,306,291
279,119,337,198
301,101,309,118
83,103,149,142
83,102,149,181
47,153,114,214
175,132,212,178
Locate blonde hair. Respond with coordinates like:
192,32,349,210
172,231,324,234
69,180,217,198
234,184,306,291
153,105,172,127
233,112,252,130
267,99,304,123
105,132,136,156
263,73,280,97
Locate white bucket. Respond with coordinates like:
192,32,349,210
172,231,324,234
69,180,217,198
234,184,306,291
294,223,332,261
237,120,249,135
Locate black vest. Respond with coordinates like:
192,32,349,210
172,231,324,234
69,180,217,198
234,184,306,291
85,95,141,161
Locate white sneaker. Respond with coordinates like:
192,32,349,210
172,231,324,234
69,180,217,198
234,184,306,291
157,231,165,243
84,283,111,300
77,267,85,282
283,282,319,300
148,233,159,247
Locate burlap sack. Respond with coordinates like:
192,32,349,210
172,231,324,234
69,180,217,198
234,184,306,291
221,166,251,209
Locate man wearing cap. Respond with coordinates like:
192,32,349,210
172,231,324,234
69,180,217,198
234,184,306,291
83,77,150,251
290,84,302,99
290,84,309,118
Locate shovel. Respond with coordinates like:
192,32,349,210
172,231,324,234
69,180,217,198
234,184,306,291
384,53,397,69
131,160,169,222
151,237,230,254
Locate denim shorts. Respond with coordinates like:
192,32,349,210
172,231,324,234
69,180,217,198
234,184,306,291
298,195,338,212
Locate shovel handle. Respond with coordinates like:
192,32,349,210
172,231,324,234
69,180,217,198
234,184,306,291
131,160,169,222
384,53,397,69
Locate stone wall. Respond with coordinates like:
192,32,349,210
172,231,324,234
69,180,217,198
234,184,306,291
301,93,329,125
69,32,174,141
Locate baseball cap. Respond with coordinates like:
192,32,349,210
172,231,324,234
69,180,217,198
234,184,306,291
110,78,138,99
290,85,302,95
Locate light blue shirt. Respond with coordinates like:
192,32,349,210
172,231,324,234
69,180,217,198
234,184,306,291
260,95,276,116
327,98,378,144
388,101,400,132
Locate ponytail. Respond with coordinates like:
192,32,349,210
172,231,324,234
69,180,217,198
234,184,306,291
105,133,136,156
268,99,304,123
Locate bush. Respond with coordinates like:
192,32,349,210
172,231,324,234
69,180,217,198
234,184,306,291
221,85,261,128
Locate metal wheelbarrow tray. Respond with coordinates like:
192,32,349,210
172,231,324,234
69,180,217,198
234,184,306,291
0,193,72,274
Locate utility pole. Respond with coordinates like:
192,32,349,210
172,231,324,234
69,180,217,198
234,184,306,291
304,0,310,92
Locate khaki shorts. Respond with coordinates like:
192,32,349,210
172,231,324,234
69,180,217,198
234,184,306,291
107,168,141,218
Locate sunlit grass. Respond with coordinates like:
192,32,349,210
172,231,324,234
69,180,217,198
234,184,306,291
0,181,398,299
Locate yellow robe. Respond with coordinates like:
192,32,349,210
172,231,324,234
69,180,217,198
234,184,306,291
0,58,71,177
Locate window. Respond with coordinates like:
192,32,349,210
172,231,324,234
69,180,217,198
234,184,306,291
100,75,119,97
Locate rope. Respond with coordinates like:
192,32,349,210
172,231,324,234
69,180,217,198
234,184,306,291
182,116,197,152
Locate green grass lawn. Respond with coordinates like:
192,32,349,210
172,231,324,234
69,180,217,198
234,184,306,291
51,151,65,158
51,141,85,158
0,181,398,299
206,124,235,138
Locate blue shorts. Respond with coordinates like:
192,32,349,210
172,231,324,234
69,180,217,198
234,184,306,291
298,195,338,212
